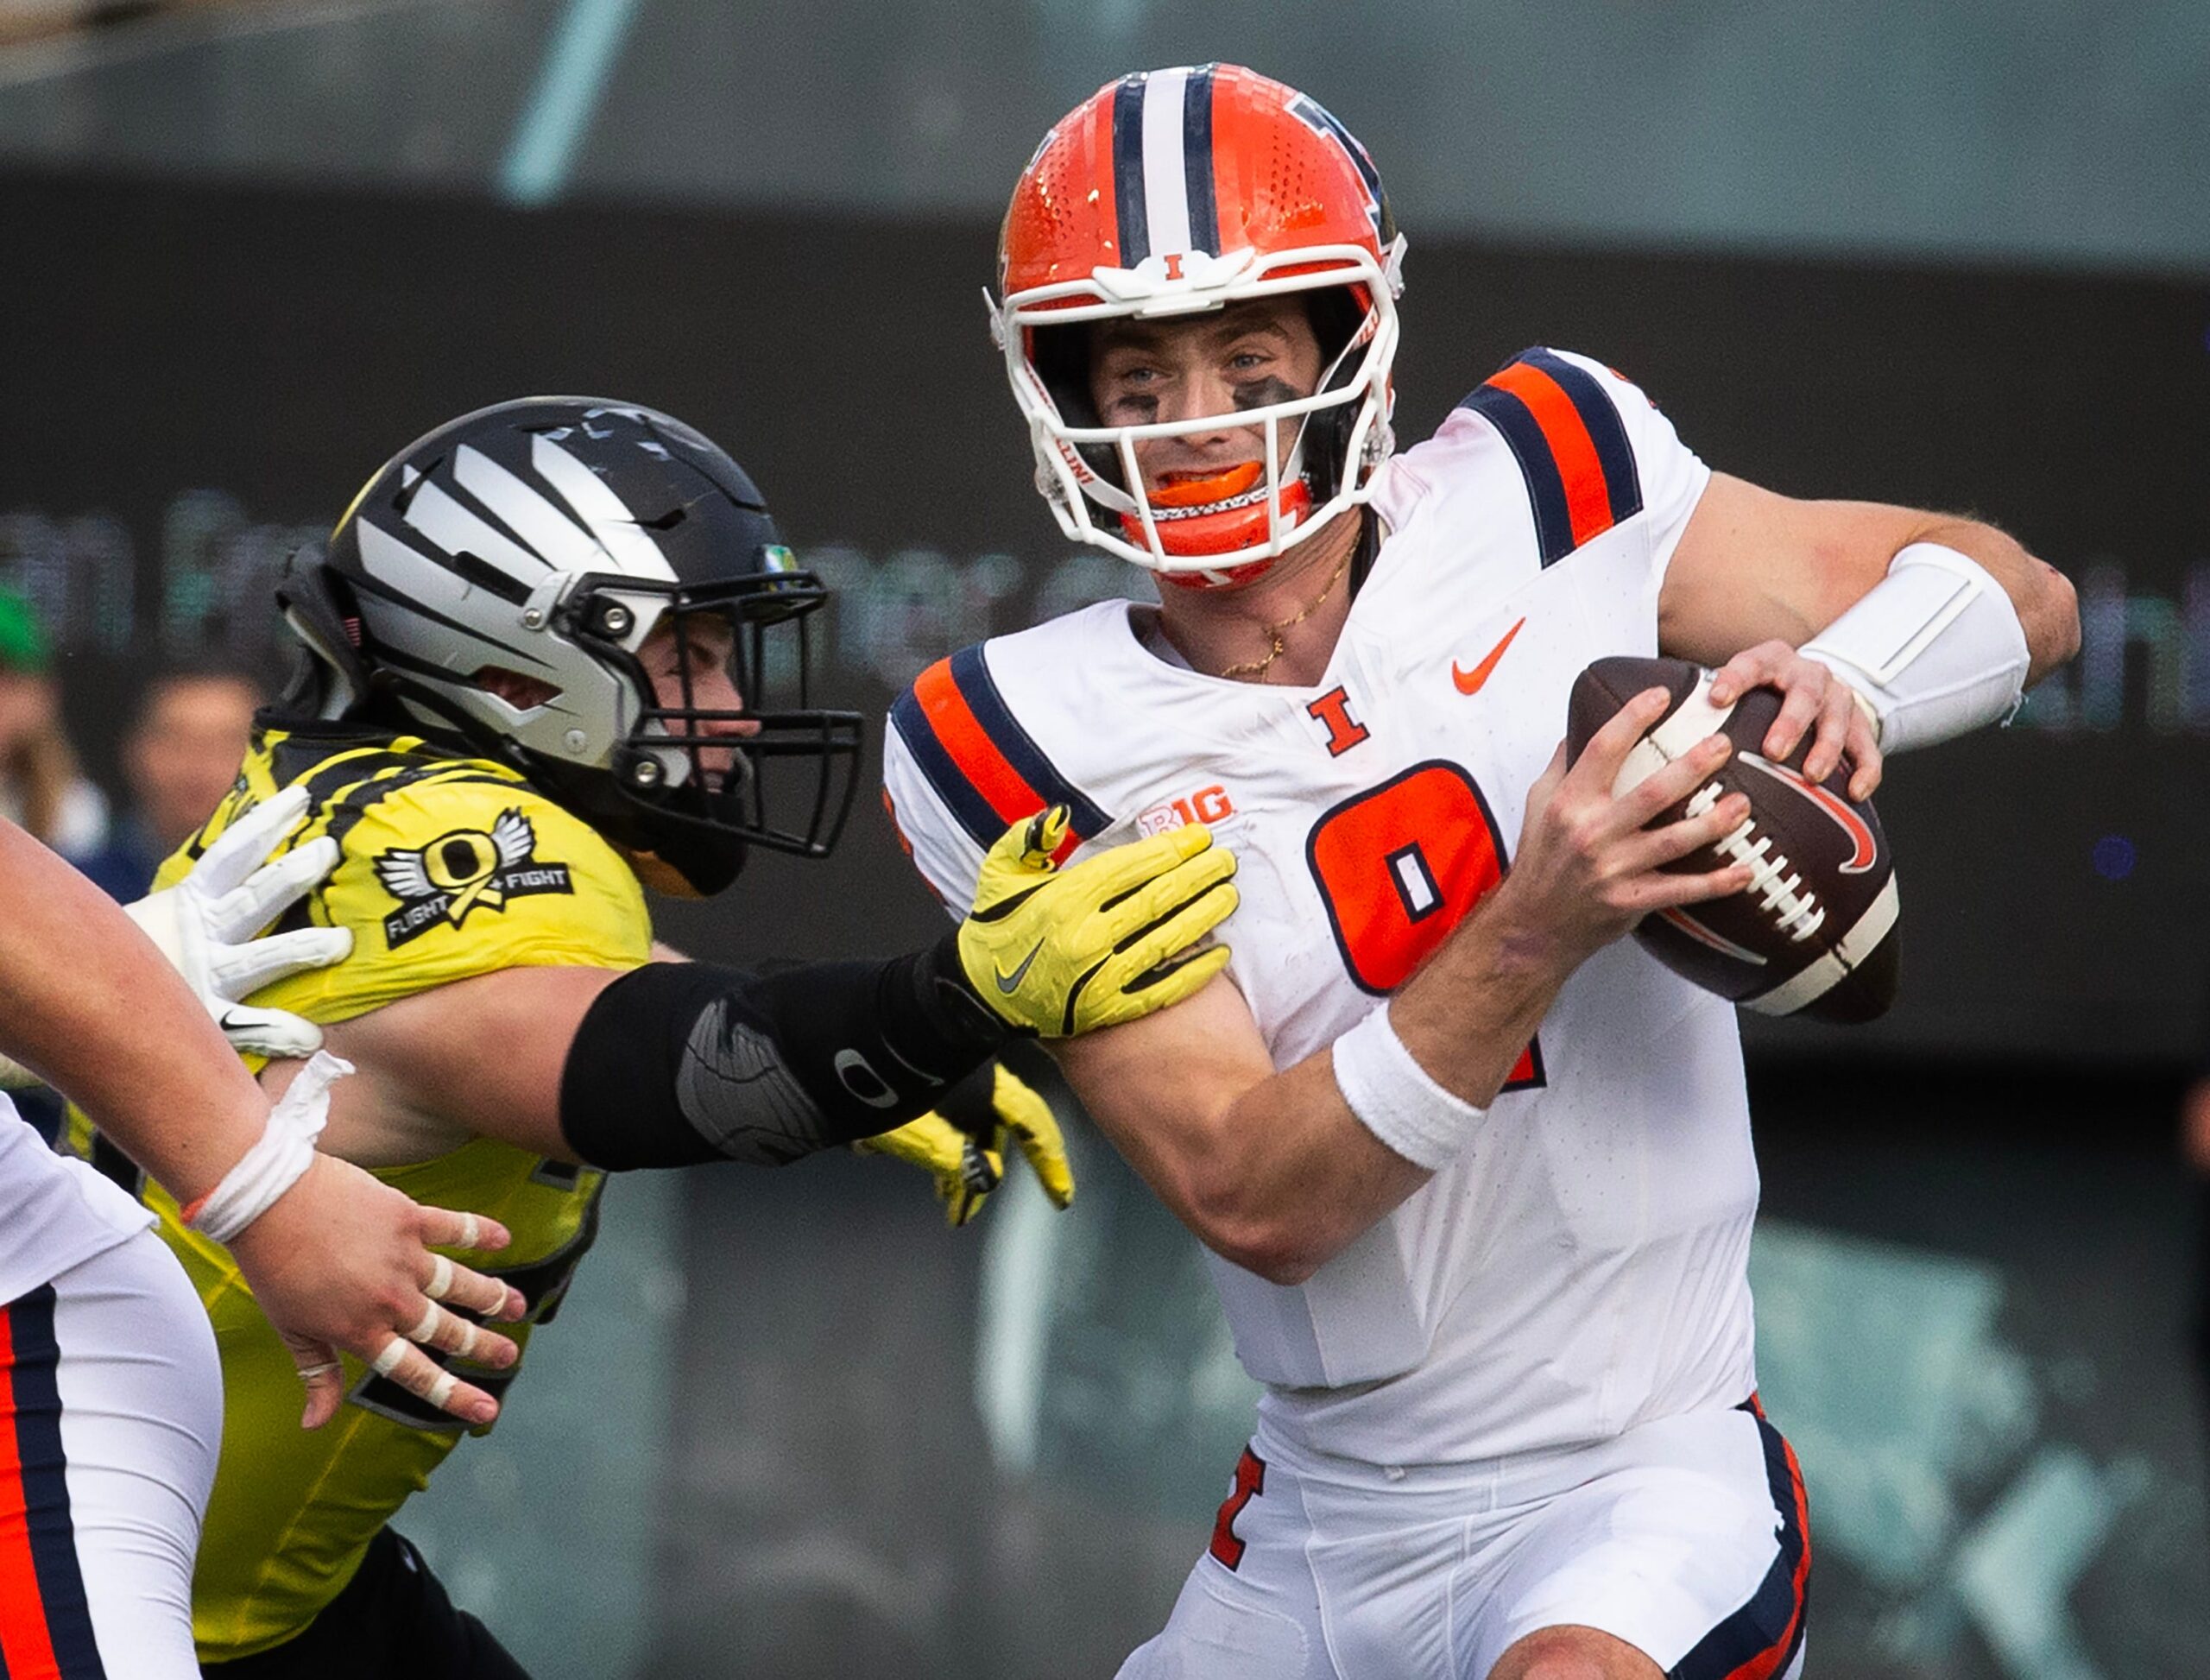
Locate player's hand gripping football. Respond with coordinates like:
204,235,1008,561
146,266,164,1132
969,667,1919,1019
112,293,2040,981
1707,640,1883,800
956,806,1238,1037
120,783,354,1058
1504,689,1759,965
855,1061,1074,1226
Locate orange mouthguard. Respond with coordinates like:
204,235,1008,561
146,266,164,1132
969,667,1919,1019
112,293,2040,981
1148,461,1264,508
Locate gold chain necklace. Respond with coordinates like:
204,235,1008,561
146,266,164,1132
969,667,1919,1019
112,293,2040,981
1215,540,1357,682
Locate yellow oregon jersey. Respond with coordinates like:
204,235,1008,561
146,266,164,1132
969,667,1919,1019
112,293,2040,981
82,723,653,1662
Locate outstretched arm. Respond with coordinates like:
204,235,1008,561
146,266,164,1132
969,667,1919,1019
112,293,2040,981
0,814,525,1428
301,810,1241,1174
0,818,281,1206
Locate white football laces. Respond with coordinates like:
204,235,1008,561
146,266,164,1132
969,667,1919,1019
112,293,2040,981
1683,781,1826,943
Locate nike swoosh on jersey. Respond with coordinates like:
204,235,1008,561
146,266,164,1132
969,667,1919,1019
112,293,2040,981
1451,617,1527,696
995,941,1045,994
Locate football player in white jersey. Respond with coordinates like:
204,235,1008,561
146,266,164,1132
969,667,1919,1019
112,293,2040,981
881,64,2081,1680
0,799,532,1680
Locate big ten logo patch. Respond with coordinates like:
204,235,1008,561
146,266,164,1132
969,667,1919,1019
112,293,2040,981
1138,784,1235,837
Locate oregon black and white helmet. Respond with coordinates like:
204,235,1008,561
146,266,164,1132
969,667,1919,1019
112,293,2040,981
280,396,862,894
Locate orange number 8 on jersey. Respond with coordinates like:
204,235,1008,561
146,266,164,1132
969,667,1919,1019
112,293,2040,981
1304,760,1543,1088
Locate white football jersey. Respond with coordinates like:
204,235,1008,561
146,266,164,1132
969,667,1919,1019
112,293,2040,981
885,350,1759,1467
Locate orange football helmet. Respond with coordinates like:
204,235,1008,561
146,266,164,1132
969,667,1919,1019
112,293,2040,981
993,65,1407,587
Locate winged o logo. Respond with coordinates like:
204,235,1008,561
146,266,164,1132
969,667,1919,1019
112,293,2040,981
373,807,574,946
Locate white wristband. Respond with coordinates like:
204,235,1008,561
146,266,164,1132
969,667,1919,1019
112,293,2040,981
182,1052,353,1243
1799,541,2030,755
1329,1003,1484,1171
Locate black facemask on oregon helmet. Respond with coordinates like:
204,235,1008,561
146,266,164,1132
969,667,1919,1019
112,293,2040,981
281,397,862,894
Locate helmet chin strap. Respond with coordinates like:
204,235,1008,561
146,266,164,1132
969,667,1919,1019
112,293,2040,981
640,740,757,801
1117,403,1325,583
1121,477,1313,562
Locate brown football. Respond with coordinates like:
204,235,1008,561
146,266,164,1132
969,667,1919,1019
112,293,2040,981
1565,655,1899,1023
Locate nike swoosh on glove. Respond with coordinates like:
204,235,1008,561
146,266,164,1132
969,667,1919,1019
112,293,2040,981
955,806,1239,1038
122,784,353,1060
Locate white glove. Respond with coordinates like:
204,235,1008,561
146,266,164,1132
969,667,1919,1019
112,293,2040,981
0,786,350,1089
121,785,353,1060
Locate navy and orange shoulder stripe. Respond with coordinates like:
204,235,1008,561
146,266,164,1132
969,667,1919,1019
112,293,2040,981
1457,347,1644,566
889,644,1109,862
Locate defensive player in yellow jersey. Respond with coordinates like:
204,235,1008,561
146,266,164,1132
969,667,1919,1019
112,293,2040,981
80,398,1238,1679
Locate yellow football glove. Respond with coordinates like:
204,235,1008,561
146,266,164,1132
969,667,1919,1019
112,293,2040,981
957,806,1237,1038
854,1063,1075,1226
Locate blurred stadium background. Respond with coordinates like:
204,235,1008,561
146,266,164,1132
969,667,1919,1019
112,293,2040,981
3,1,2208,1675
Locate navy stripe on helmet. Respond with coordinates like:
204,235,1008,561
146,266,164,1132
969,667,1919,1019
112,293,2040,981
1183,65,1219,255
1112,74,1151,266
6,1285,110,1679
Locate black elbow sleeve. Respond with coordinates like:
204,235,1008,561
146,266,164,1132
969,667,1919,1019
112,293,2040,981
560,963,735,1170
558,942,1008,1171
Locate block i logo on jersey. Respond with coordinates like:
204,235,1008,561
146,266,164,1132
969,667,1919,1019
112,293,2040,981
372,808,574,946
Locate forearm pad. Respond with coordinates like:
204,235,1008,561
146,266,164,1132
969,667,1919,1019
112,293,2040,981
559,938,1009,1170
1799,541,2030,754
